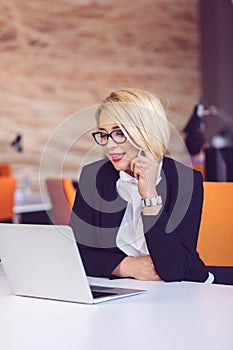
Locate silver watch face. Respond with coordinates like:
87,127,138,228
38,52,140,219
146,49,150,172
151,197,157,206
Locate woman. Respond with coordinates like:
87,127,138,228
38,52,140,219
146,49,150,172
70,88,212,283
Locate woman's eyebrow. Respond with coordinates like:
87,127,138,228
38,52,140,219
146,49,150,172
98,126,120,131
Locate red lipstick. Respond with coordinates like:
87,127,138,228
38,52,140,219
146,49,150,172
110,153,125,162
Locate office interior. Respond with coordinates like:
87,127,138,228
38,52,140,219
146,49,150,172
0,0,233,276
0,2,232,349
1,0,232,191
1,0,233,273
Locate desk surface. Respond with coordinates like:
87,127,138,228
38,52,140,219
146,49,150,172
14,193,52,214
0,264,232,350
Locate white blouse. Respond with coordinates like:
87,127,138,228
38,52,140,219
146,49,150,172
116,161,163,257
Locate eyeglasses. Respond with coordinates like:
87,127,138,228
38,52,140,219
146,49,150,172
92,129,127,146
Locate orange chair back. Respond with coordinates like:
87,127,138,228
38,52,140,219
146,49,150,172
0,177,16,221
193,165,206,180
62,178,76,208
197,182,233,266
0,163,12,177
46,178,76,225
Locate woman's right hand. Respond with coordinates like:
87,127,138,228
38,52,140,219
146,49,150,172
112,255,162,281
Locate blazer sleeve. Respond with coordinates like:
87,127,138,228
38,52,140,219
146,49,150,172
69,164,127,278
143,170,209,282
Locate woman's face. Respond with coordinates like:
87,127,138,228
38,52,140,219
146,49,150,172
98,110,139,172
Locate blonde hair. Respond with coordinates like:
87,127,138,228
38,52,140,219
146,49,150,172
95,88,170,161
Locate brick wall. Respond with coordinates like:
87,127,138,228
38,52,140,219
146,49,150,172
0,0,200,192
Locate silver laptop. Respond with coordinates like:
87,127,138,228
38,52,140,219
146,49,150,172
0,224,145,304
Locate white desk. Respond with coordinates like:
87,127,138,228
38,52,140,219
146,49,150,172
14,193,52,215
0,264,232,350
13,193,52,224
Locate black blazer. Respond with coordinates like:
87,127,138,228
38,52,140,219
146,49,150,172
70,156,209,282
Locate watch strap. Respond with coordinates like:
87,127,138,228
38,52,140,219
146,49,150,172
141,195,162,208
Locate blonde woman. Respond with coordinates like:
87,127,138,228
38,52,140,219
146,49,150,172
70,88,213,283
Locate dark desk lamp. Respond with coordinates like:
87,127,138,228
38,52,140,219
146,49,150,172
183,104,207,133
184,104,233,181
10,134,23,153
183,103,233,134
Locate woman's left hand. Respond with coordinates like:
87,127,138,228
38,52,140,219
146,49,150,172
130,150,160,199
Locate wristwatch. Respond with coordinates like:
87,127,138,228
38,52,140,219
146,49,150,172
141,195,162,208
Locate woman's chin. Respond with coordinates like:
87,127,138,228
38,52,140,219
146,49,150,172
111,159,130,172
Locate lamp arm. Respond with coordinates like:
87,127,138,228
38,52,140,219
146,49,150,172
208,105,233,127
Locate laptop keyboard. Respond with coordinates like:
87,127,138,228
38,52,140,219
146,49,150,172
90,285,118,299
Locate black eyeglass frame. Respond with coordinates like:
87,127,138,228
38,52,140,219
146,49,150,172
92,130,127,146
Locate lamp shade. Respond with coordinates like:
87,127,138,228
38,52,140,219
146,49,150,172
183,104,206,133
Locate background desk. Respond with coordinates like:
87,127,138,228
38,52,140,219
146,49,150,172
13,193,52,224
0,264,233,350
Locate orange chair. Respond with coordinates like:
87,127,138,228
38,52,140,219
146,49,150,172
0,177,16,222
46,178,76,225
197,182,233,284
197,181,233,266
0,163,12,177
197,181,233,284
